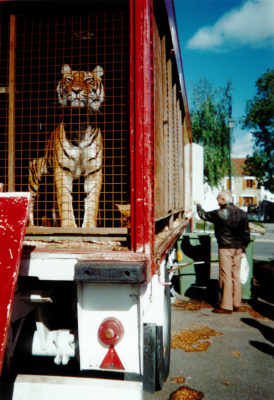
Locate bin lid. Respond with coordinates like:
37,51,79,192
180,233,211,238
179,233,211,247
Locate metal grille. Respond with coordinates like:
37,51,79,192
0,17,9,192
0,2,129,231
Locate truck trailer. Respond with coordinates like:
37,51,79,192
0,0,193,398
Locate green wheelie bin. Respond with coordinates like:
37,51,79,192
177,233,211,297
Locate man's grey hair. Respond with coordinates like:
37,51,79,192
218,191,233,204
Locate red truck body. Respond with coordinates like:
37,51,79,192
0,0,192,397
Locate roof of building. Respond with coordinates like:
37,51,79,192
232,158,246,176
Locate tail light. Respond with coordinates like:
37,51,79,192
98,318,125,370
98,318,124,346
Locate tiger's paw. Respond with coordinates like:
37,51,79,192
82,222,96,229
60,221,77,228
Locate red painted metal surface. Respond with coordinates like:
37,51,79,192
0,193,30,375
131,0,145,253
129,0,137,252
130,0,155,272
129,0,193,272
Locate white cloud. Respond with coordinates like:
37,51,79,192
187,0,274,51
231,131,254,157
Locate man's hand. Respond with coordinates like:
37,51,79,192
185,209,193,219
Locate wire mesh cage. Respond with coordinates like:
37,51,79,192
0,2,130,231
0,16,9,192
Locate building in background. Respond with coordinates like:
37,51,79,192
222,158,274,211
224,158,258,208
200,157,274,220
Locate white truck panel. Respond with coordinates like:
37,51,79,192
77,283,142,373
12,375,143,400
20,255,77,280
142,256,170,327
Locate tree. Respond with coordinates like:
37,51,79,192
191,78,232,187
243,69,274,191
242,151,268,187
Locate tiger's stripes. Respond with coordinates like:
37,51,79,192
28,64,104,228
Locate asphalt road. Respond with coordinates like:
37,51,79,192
144,223,274,400
144,300,274,400
251,223,274,261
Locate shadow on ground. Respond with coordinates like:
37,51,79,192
241,317,274,357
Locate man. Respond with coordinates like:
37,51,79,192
195,191,250,314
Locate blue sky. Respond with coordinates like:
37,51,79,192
173,0,274,157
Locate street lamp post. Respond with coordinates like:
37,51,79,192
228,96,234,191
228,117,234,191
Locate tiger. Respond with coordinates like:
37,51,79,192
28,64,104,228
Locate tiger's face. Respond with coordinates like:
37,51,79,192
57,64,104,112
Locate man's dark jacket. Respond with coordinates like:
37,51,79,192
196,203,250,249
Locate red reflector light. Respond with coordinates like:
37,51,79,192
98,318,124,346
99,345,125,370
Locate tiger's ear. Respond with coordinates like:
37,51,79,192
93,65,104,79
62,64,72,75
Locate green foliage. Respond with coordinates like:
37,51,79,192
191,78,231,187
242,150,268,187
195,220,214,231
243,69,274,191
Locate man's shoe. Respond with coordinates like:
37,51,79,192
212,308,232,314
233,306,240,312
